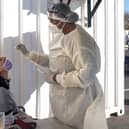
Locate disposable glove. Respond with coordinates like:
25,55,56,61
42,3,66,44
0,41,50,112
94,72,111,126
16,44,29,56
38,67,57,84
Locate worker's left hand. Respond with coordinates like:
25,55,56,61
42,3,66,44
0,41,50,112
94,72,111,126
38,67,57,84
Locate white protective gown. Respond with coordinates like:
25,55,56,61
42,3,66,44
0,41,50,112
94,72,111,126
26,25,108,129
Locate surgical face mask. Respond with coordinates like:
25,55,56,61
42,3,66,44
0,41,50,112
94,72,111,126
57,22,66,33
49,22,66,34
49,22,62,34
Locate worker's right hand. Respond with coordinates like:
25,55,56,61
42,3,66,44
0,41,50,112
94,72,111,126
16,43,29,56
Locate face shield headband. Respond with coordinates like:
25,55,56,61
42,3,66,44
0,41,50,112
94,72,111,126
48,13,70,23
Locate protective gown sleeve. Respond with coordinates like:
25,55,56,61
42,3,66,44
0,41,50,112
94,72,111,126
27,51,49,67
56,37,101,89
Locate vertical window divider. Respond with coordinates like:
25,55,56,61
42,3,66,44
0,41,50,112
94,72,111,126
18,0,24,106
36,0,41,119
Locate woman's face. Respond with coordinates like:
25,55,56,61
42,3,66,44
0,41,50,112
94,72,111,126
0,57,6,72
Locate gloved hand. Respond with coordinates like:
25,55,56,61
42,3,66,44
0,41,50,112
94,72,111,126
38,67,57,84
16,43,29,56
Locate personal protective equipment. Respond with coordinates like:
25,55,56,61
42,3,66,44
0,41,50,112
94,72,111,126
36,118,74,129
18,24,108,129
49,22,64,42
16,44,57,84
48,24,108,129
16,44,29,56
49,22,61,33
38,67,57,84
16,44,49,67
49,22,64,34
57,22,66,33
48,3,79,23
2,59,12,71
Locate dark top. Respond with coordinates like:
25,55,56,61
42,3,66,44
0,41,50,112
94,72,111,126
0,76,10,89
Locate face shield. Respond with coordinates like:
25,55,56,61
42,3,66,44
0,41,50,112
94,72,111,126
48,13,66,34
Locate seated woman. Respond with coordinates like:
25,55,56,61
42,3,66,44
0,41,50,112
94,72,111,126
0,57,37,129
0,57,17,114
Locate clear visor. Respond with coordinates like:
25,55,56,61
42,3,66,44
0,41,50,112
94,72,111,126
48,12,68,23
